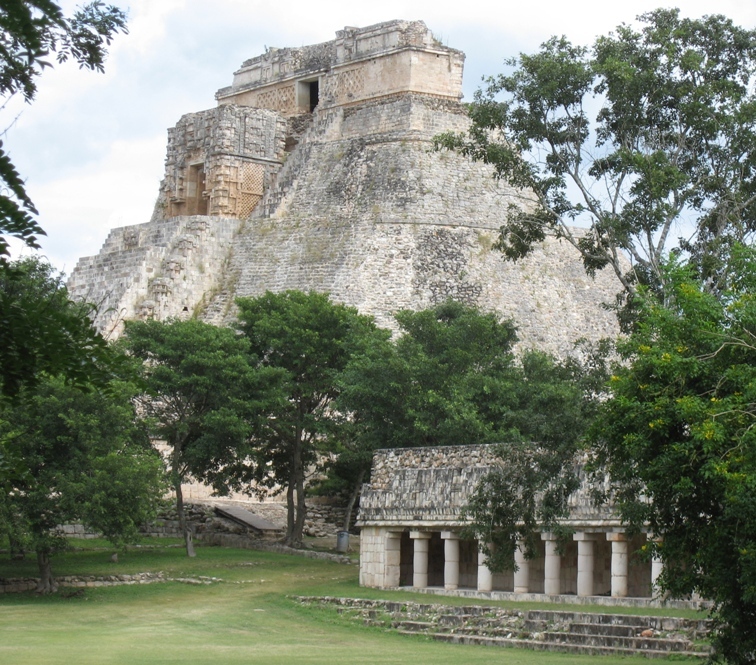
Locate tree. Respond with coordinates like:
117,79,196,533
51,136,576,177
339,301,522,450
0,257,130,537
121,319,278,557
337,300,602,564
589,251,756,664
236,290,388,548
0,0,127,261
0,257,117,398
436,9,756,310
0,376,165,593
0,2,127,400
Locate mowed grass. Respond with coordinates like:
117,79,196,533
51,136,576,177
0,539,702,665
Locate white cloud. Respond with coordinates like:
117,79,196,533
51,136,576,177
27,135,165,273
4,0,755,271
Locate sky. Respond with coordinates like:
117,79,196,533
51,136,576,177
4,0,756,274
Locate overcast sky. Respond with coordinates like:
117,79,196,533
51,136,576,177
5,0,755,273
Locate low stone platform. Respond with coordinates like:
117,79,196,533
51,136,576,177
409,586,708,611
295,596,711,659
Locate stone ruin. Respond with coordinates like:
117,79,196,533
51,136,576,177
63,22,639,581
67,19,621,355
358,445,668,604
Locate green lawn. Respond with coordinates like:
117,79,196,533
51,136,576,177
0,540,702,664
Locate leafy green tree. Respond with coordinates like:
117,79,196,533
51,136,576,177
338,300,602,563
0,257,117,398
0,376,165,593
0,257,129,528
436,9,756,308
236,290,388,548
589,251,756,664
0,0,127,261
462,345,608,571
0,2,128,399
122,319,279,557
339,301,522,449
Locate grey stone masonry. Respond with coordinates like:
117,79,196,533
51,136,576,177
216,20,464,113
357,445,622,529
70,19,622,356
67,215,239,338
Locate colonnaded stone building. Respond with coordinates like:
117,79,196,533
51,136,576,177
358,446,666,604
68,19,621,354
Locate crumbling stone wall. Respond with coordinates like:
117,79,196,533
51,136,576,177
67,216,239,338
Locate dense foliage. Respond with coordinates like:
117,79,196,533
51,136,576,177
236,291,388,548
0,376,165,592
121,318,279,557
0,1,127,398
0,257,116,398
590,252,756,664
338,300,604,567
436,9,756,310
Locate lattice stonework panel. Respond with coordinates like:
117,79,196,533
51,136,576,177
237,162,265,218
334,68,365,103
256,85,296,113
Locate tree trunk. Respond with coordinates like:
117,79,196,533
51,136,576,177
286,434,307,549
284,479,296,546
343,469,365,532
292,463,307,549
36,549,57,594
175,479,196,558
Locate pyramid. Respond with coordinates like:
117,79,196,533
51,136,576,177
68,20,620,354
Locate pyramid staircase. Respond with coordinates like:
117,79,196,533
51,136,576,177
295,597,711,659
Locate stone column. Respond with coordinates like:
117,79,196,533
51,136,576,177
651,555,664,596
542,533,561,595
607,532,628,597
574,533,597,597
650,536,664,597
384,532,402,588
441,531,460,590
410,531,431,589
513,540,530,593
477,547,493,593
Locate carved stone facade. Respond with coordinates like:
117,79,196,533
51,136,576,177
68,19,623,350
358,445,662,603
160,106,286,220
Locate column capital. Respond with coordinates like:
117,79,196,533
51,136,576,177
573,532,601,541
440,531,460,540
541,531,559,541
606,531,628,542
409,530,432,540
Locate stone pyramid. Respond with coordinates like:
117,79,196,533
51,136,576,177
68,20,619,355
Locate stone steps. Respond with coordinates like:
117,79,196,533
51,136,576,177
408,631,705,659
295,597,711,659
542,631,693,652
